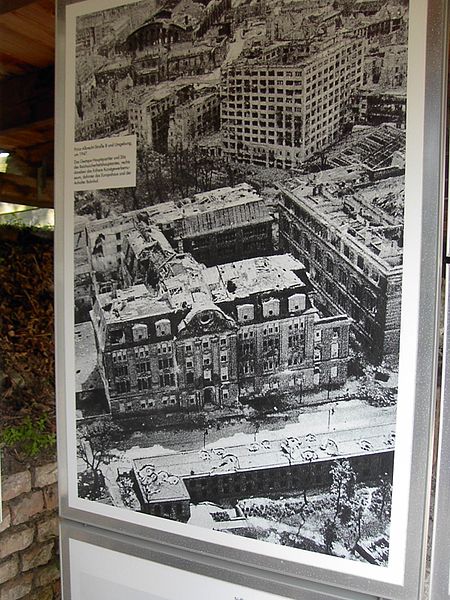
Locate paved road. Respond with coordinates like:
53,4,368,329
112,399,396,463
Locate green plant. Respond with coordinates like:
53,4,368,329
0,217,54,234
0,415,56,457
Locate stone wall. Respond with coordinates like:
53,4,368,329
0,461,60,600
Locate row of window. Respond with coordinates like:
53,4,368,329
226,69,304,80
186,449,386,501
239,317,305,337
130,393,203,411
222,110,301,122
224,142,301,160
222,132,302,147
111,325,342,384
282,204,382,284
287,353,304,366
117,349,231,376
314,342,340,361
288,333,304,348
113,327,231,352
184,337,228,353
223,118,301,130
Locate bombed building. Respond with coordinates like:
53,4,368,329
124,0,231,53
278,156,404,363
91,250,350,415
80,183,273,285
131,422,395,521
128,81,195,151
75,183,350,415
168,90,220,150
221,34,365,168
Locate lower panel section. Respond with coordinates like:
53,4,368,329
60,520,378,600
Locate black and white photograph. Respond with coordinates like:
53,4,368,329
69,0,409,570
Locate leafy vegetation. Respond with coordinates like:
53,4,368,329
77,420,121,500
237,460,392,563
0,415,56,457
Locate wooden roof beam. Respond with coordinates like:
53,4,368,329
0,172,53,208
0,65,54,133
0,117,54,152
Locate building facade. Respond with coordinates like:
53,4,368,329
267,2,340,43
125,0,231,53
90,252,350,415
221,35,365,168
175,184,273,266
278,169,403,363
131,429,394,520
168,91,220,150
352,90,406,127
74,184,274,321
128,82,195,150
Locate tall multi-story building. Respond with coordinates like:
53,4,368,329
278,167,403,363
221,35,365,168
91,251,350,415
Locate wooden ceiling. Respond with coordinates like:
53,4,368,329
0,0,55,208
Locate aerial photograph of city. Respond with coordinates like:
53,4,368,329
72,0,408,566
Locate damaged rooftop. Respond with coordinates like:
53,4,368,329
97,253,308,323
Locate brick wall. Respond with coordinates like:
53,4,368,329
0,460,60,600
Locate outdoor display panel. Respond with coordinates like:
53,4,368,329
62,521,346,600
55,0,448,598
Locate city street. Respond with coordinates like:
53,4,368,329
96,397,395,510
109,398,396,464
